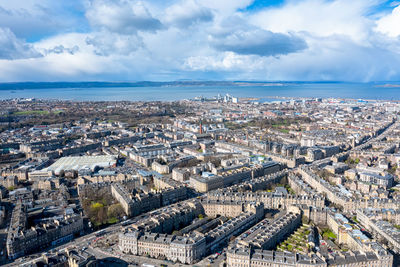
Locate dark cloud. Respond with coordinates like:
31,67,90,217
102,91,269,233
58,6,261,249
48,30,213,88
0,27,42,59
211,28,307,57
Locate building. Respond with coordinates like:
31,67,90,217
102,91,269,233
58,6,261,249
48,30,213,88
206,212,260,252
236,206,302,250
46,155,117,175
325,211,393,266
172,168,190,182
68,250,97,267
357,209,400,253
0,175,18,188
6,203,83,259
201,200,264,220
129,200,203,234
358,171,393,189
111,183,134,216
77,172,135,185
207,190,325,210
119,231,206,264
190,162,280,193
227,248,327,267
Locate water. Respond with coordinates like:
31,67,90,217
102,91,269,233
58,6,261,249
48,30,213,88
1,83,400,101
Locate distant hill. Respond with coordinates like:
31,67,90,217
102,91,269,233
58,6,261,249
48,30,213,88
0,81,335,90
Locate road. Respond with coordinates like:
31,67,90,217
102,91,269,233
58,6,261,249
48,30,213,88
310,120,399,167
4,222,123,267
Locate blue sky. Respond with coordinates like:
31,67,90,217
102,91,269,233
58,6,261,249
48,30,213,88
0,0,400,82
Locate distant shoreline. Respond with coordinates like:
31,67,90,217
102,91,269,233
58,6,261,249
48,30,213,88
0,81,374,90
375,84,400,88
1,82,400,101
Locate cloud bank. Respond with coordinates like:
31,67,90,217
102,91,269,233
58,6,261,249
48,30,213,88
0,0,400,82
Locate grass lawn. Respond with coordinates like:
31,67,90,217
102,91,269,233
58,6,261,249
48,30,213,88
91,202,104,209
13,110,49,115
107,217,118,224
322,230,337,240
277,224,312,254
278,129,290,134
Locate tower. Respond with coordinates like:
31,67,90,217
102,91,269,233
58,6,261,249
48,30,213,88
199,120,203,134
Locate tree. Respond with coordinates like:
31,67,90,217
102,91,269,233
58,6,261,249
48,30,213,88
97,207,107,225
107,203,124,219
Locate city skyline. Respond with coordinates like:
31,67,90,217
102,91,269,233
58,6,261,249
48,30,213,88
2,1,400,266
1,0,400,82
2,96,400,266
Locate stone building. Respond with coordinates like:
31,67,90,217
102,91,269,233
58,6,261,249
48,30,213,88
235,206,302,250
7,203,83,259
119,231,206,264
227,247,327,267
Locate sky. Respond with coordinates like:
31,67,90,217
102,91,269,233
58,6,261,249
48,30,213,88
0,0,400,82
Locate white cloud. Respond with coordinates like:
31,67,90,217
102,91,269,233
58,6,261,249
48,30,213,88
2,0,400,82
250,0,378,43
164,0,214,27
86,31,143,56
0,32,113,81
0,27,42,59
375,5,400,37
261,35,400,82
185,52,267,72
43,45,79,55
34,32,91,55
86,0,162,34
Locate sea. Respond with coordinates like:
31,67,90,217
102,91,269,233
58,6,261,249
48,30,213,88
1,82,400,101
